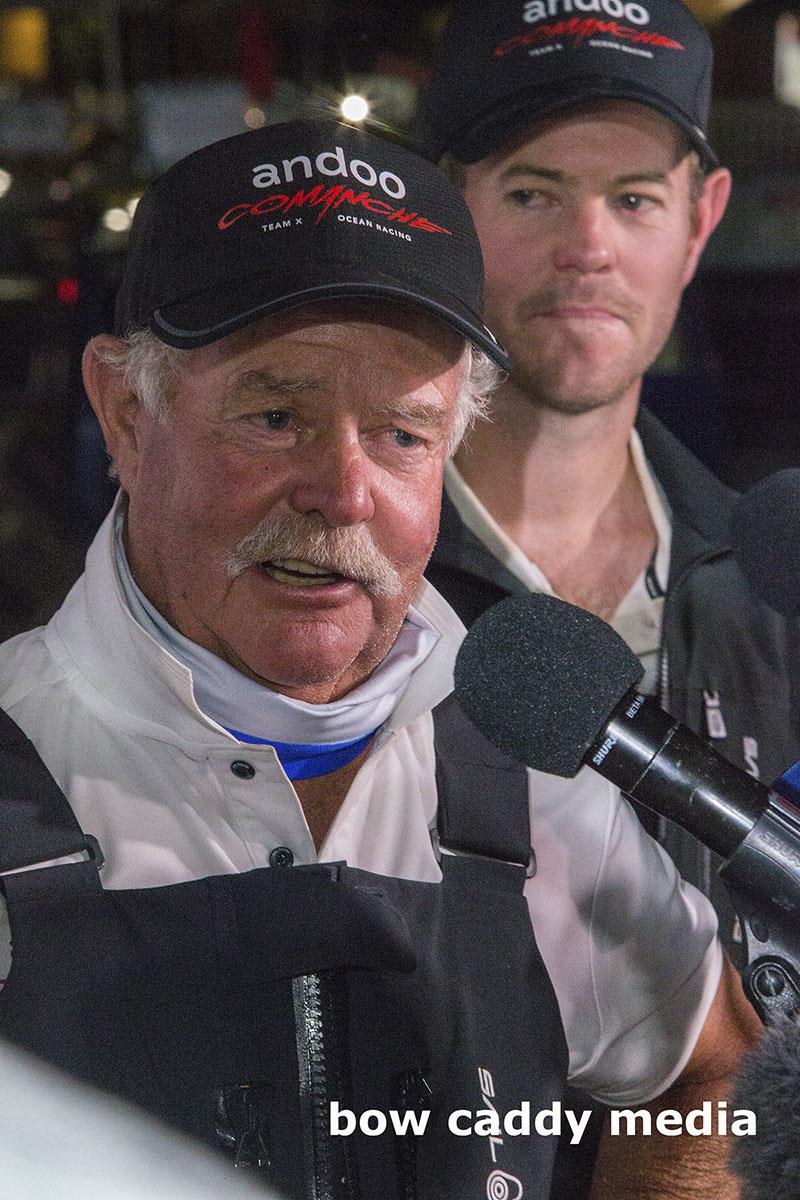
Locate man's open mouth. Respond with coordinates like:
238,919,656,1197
260,557,345,588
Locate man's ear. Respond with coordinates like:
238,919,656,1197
682,166,732,287
82,335,143,492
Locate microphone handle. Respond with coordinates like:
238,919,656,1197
585,692,769,858
721,797,800,1021
586,692,800,1021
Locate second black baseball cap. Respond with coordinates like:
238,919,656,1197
418,0,718,169
115,118,508,368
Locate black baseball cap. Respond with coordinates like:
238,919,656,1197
115,118,508,368
418,0,718,169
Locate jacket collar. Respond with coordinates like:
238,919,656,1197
634,406,735,579
434,480,530,597
431,407,736,594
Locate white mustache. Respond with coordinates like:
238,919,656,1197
226,511,402,598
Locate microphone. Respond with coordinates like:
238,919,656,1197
731,468,800,618
453,593,800,1018
729,1017,800,1200
453,593,768,857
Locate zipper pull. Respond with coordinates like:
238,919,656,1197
703,689,727,740
645,561,665,599
215,1082,272,1171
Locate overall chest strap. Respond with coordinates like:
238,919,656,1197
431,693,534,874
0,707,99,873
0,697,532,873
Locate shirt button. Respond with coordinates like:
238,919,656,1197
269,846,294,869
230,760,255,780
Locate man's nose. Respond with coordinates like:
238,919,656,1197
552,200,615,273
288,434,376,527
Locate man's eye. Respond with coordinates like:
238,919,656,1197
391,429,422,449
507,188,548,208
259,410,292,431
618,193,657,212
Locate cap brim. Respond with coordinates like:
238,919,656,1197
449,79,718,170
151,266,509,370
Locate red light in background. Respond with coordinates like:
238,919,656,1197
57,276,79,304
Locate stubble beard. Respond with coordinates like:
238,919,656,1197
503,349,646,417
493,278,683,418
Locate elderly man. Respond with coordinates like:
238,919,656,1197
418,0,800,963
0,120,755,1199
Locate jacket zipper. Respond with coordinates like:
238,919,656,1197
293,971,359,1200
659,562,717,899
656,642,670,846
393,1068,432,1200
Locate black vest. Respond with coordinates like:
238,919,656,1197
0,698,568,1200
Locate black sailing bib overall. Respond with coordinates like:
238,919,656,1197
0,698,568,1200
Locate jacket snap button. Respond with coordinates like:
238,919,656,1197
269,846,294,869
230,760,255,780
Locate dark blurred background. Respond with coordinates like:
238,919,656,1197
1,0,799,638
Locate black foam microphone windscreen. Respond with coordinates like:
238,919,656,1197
453,593,644,777
731,468,800,617
730,1017,800,1200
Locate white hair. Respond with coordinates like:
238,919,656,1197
449,343,499,454
94,325,500,456
93,328,185,422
